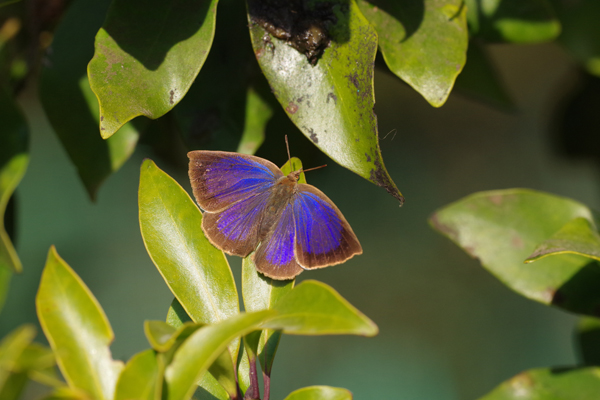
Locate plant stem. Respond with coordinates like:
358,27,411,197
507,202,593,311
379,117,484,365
245,356,261,399
263,371,271,400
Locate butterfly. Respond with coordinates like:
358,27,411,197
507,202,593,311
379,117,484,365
188,151,362,280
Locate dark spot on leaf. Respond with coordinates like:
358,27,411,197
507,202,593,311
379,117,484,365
248,0,335,64
365,153,371,162
326,92,337,105
297,96,304,103
512,235,524,249
286,102,298,114
369,158,404,205
348,72,359,89
101,127,105,130
170,90,175,105
100,116,104,121
307,128,318,143
489,194,504,205
256,47,265,58
429,214,459,242
355,137,359,142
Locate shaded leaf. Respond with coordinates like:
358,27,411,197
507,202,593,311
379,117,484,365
88,0,219,138
284,386,352,400
172,0,272,155
39,0,140,200
478,367,600,400
114,349,159,400
577,317,600,366
0,84,27,274
164,310,275,400
264,280,378,336
0,325,35,389
453,40,514,110
195,372,229,400
40,387,89,400
357,0,468,107
551,0,600,76
247,0,404,204
138,159,238,325
430,189,600,316
465,0,561,43
36,246,123,400
526,217,600,263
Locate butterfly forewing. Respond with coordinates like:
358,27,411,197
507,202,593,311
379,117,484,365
253,201,304,280
293,184,362,269
188,151,283,212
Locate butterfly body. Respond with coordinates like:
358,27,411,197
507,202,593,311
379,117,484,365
188,151,362,280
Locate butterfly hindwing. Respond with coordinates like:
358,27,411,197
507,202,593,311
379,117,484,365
188,151,283,212
253,201,304,280
293,184,362,269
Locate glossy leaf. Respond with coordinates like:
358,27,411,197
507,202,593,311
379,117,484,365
478,367,600,400
284,386,352,400
0,84,27,274
430,189,600,316
39,0,140,200
164,310,274,400
357,0,468,107
138,159,238,325
88,0,219,138
453,40,514,109
577,317,600,366
264,280,378,336
114,349,159,400
465,0,561,43
36,246,123,400
526,217,600,263
551,0,600,76
247,0,404,204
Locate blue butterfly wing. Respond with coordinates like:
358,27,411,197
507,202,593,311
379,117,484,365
188,151,283,212
188,151,283,256
253,201,304,280
292,184,362,269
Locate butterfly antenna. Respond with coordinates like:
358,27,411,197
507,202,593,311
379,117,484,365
285,135,292,164
302,164,327,173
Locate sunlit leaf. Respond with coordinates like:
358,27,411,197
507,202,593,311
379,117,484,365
246,0,404,204
284,386,353,400
39,0,140,200
357,0,468,107
478,367,600,400
88,0,219,138
430,189,600,316
114,349,159,400
0,84,27,274
465,0,561,43
264,280,378,336
36,246,123,400
164,311,274,400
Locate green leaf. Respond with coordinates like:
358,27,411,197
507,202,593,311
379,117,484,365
357,0,468,107
430,189,600,316
40,387,89,400
39,0,140,200
284,386,353,400
247,0,404,204
88,0,219,138
138,158,241,385
526,217,600,263
0,84,27,274
242,257,293,376
264,280,378,336
453,40,514,109
577,317,600,366
114,349,159,400
478,367,600,400
551,0,600,76
196,372,229,400
465,0,561,43
138,159,239,325
36,246,123,400
171,0,272,155
0,325,35,389
164,310,275,400
166,298,193,328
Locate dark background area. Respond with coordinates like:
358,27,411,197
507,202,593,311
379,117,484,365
2,40,598,399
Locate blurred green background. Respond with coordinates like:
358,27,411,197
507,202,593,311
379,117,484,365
3,41,598,399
